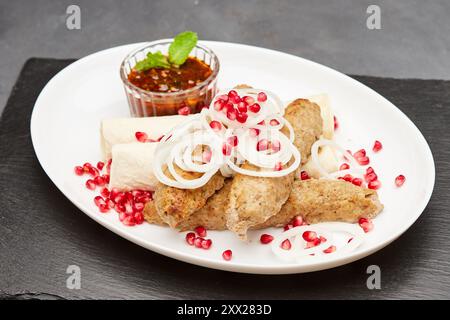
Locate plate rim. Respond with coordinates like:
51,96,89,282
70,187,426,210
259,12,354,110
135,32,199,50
30,41,436,274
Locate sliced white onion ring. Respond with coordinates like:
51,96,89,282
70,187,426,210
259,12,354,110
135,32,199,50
311,138,365,179
271,222,365,262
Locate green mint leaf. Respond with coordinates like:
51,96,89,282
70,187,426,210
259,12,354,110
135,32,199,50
134,51,170,71
168,31,198,66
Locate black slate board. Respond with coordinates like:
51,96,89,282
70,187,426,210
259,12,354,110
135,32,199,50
0,58,449,300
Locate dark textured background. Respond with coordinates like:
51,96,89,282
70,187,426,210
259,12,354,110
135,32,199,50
0,58,448,300
1,0,450,115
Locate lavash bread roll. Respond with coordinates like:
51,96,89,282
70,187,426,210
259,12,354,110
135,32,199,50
109,143,159,191
100,115,193,160
300,94,339,178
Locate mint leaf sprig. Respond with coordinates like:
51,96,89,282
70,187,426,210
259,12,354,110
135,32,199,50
134,31,198,72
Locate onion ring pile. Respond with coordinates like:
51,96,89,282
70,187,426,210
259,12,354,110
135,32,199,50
153,88,301,189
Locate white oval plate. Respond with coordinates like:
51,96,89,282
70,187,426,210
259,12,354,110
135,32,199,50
31,41,435,274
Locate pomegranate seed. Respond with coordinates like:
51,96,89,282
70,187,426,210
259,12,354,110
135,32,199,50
354,149,366,159
186,232,196,245
226,109,237,121
178,106,191,115
83,162,92,171
368,180,381,190
194,226,207,237
122,216,136,226
94,196,105,207
230,95,242,104
395,174,406,187
106,198,115,208
93,175,105,186
85,179,96,190
227,136,239,147
323,245,336,254
202,149,212,163
214,100,224,111
281,239,292,250
269,119,280,126
274,162,283,171
358,217,374,233
100,187,110,198
300,171,310,180
271,140,281,152
302,231,317,242
227,90,238,97
257,92,267,102
217,94,229,102
102,174,110,184
194,237,204,248
366,167,375,174
373,140,383,152
306,238,321,248
320,236,327,243
135,131,148,143
256,139,269,151
352,177,363,186
343,174,353,182
223,101,234,113
258,120,265,125
222,249,232,261
134,212,144,224
284,224,293,231
201,239,212,249
339,163,350,171
357,156,370,166
116,204,125,214
209,120,222,132
99,204,110,213
74,166,84,176
260,234,274,244
243,96,255,105
97,161,105,170
135,195,151,203
248,103,261,113
334,116,338,130
133,202,145,212
236,112,248,123
222,143,232,156
292,216,303,227
110,188,120,199
365,172,378,183
249,128,260,137
237,101,248,113
88,166,100,177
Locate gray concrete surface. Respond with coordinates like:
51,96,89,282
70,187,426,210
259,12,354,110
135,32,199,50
1,0,449,115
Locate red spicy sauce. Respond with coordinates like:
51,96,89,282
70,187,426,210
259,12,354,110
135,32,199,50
125,57,216,116
128,57,212,93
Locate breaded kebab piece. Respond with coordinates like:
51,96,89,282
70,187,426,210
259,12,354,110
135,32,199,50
257,179,383,227
226,99,323,239
144,179,233,230
152,165,224,228
143,179,383,230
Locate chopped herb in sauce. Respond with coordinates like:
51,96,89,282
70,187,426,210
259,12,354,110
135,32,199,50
128,57,212,92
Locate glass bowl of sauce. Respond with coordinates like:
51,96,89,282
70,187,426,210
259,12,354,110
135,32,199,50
120,40,219,117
